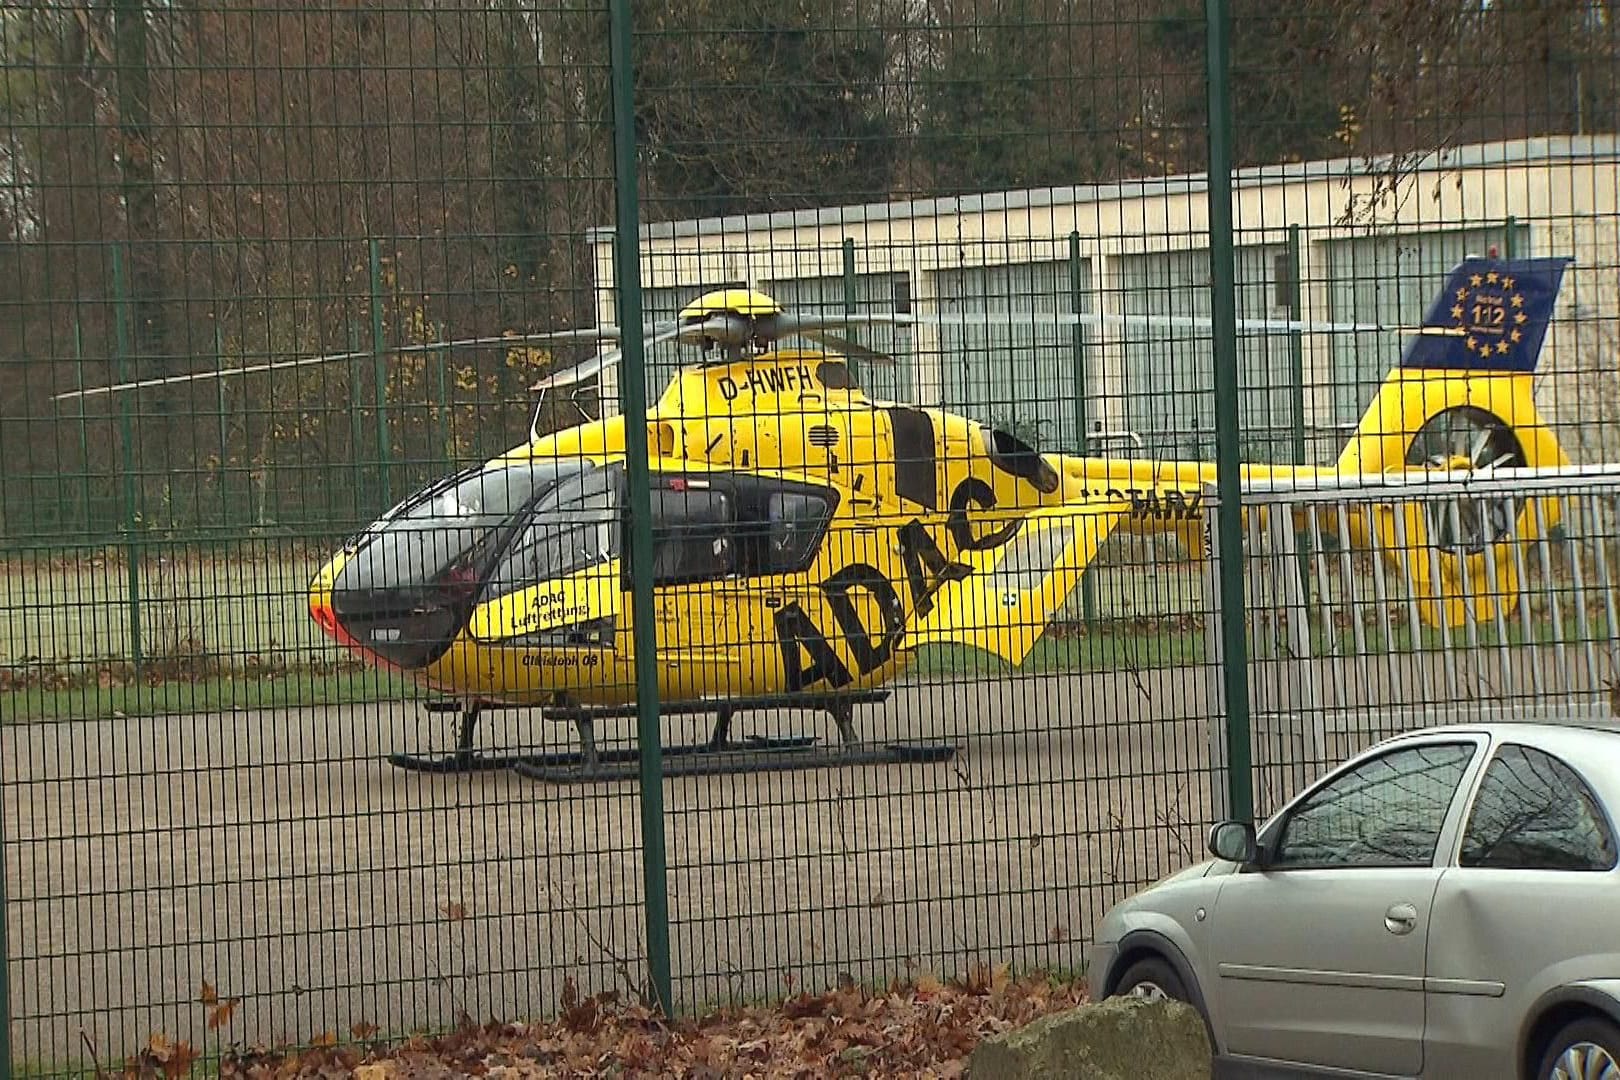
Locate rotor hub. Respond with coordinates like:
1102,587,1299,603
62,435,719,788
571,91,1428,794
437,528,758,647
677,310,773,355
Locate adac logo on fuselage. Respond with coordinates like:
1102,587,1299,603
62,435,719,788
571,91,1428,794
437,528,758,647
771,475,1022,692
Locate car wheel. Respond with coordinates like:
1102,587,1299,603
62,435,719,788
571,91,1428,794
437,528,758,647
1112,955,1190,1005
1538,1017,1620,1080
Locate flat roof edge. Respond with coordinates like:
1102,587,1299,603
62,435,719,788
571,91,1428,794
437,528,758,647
586,134,1620,243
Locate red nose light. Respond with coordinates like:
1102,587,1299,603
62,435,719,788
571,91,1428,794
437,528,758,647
308,590,401,671
310,598,337,635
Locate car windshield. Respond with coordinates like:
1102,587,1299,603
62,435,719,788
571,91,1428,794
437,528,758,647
487,463,621,597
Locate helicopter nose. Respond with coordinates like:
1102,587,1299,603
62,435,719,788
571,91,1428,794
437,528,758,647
308,551,380,665
317,529,481,672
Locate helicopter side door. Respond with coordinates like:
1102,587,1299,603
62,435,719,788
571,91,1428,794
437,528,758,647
630,471,840,700
466,460,626,651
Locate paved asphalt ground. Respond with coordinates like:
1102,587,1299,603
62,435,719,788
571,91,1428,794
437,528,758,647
3,647,1604,1067
2,666,1230,1066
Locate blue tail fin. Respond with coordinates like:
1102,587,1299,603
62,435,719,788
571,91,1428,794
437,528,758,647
1398,255,1572,374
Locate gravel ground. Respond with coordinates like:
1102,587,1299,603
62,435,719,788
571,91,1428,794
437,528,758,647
3,644,1604,1068
2,667,1221,1067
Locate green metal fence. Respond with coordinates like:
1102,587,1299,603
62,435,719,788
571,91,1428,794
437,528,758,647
1,0,1618,1072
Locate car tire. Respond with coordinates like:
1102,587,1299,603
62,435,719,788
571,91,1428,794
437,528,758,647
1112,955,1191,1006
1537,1016,1620,1080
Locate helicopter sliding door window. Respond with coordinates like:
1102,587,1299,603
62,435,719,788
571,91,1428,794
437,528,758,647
485,462,623,598
636,474,837,586
719,475,836,577
760,490,833,573
645,481,737,586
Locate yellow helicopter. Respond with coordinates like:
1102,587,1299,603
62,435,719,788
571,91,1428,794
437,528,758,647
60,253,1576,780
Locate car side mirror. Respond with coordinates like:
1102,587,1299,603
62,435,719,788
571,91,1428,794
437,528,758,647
1208,820,1259,865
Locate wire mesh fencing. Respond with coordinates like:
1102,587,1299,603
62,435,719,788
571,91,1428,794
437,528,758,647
0,0,1618,1074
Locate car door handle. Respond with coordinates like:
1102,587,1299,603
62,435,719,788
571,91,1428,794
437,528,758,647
1384,902,1419,935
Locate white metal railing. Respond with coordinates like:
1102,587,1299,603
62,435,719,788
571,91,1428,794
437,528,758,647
1202,464,1620,816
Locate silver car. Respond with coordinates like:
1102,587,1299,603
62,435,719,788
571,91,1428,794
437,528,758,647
1088,720,1620,1079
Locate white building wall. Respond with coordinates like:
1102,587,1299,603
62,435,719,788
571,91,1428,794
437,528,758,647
586,136,1619,462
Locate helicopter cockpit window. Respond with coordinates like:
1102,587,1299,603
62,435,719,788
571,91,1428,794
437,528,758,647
486,463,621,597
344,460,573,594
647,485,736,586
328,459,579,671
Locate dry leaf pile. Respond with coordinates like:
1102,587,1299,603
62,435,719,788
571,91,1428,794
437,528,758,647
123,966,1088,1079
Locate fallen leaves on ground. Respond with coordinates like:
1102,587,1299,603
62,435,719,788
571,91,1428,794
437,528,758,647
200,979,243,1030
213,968,1088,1079
122,1032,201,1078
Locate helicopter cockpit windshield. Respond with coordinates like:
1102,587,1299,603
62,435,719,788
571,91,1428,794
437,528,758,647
485,464,621,597
328,458,607,669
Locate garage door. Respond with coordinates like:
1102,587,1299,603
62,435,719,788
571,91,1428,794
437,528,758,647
930,258,1094,452
762,270,914,401
1324,223,1531,426
1117,245,1293,463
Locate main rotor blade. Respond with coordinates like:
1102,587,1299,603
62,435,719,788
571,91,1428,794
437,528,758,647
776,312,919,334
51,326,628,401
528,322,684,391
792,329,897,365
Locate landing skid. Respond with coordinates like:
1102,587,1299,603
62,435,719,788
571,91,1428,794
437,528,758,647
386,692,958,782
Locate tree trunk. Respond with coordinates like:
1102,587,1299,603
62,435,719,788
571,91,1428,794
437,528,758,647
112,0,169,390
493,10,555,330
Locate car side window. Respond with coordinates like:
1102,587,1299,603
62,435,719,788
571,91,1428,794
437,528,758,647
1271,742,1476,870
1459,744,1618,871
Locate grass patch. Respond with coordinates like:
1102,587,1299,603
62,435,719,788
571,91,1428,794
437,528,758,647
2,667,418,723
9,608,1613,724
909,623,1206,678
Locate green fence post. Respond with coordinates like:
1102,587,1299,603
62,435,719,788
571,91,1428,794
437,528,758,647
0,819,8,1080
1286,226,1306,468
436,327,451,471
49,373,67,534
368,239,392,506
0,511,10,1071
609,0,673,1016
112,245,144,675
74,317,93,534
347,321,364,520
0,749,10,1080
1287,224,1312,611
215,324,230,528
1205,0,1254,824
1070,230,1098,626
